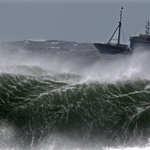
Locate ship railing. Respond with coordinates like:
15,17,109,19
130,34,150,39
109,43,128,48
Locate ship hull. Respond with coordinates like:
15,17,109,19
93,43,131,54
130,38,150,51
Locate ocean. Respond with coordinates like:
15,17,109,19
0,40,150,150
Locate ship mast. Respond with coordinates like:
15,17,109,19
144,20,150,35
118,7,123,45
107,7,123,44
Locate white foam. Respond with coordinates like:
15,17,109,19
105,147,150,150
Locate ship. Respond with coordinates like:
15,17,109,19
130,21,150,50
93,7,131,54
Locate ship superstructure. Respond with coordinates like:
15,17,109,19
130,21,150,50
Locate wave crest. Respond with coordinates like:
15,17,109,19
0,70,150,148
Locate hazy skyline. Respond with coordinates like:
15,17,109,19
0,0,150,43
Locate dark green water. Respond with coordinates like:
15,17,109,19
0,65,150,150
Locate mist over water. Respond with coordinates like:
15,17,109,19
0,41,149,80
0,41,150,150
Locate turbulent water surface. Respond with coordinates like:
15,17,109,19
0,40,150,150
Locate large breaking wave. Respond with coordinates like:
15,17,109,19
0,41,150,150
0,65,150,150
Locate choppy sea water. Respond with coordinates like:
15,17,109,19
0,40,150,150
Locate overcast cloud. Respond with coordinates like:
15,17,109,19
0,0,149,43
0,0,150,1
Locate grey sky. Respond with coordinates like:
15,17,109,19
0,0,150,43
